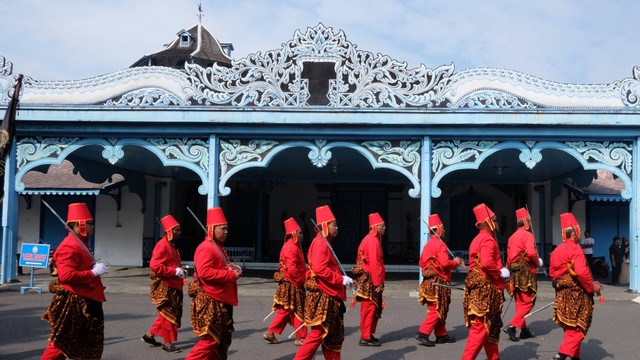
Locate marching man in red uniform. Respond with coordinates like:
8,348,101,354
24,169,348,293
549,212,601,360
416,213,463,347
41,203,109,360
263,217,308,345
504,207,542,342
141,214,186,353
186,207,243,360
461,203,509,360
352,212,386,346
294,205,353,360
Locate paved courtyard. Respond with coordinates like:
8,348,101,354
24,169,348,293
1,267,639,359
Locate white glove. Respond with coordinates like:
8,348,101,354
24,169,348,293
175,267,185,278
342,275,353,286
91,262,110,277
499,267,510,279
538,258,544,268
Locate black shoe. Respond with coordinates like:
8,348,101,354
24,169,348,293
359,339,381,347
551,354,568,360
162,344,181,353
519,327,535,339
503,325,519,342
435,334,456,343
415,333,435,347
141,334,161,347
370,334,379,342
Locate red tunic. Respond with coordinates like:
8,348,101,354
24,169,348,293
468,229,505,291
307,233,346,301
356,232,386,287
150,236,184,291
506,228,539,274
280,240,307,288
419,235,457,282
194,239,238,306
54,232,105,302
549,241,594,293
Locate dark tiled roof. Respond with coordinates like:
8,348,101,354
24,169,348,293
131,23,231,67
22,160,125,192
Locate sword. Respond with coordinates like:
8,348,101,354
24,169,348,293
186,206,241,271
41,200,96,262
502,293,514,319
288,323,306,339
263,310,275,322
433,283,465,291
524,301,554,319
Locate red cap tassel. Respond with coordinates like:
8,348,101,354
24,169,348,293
349,296,356,308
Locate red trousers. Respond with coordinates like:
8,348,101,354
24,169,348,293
41,343,66,360
185,335,222,360
509,290,534,329
293,325,340,360
418,301,447,337
359,299,379,340
267,308,306,339
558,326,584,358
149,314,178,343
461,316,500,360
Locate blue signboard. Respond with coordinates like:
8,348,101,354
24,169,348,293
19,243,51,269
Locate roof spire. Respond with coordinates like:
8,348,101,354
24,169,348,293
197,2,204,24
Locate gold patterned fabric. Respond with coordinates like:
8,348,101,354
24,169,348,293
271,276,306,322
303,277,345,352
149,272,183,328
188,279,234,360
553,273,594,335
506,255,538,302
42,279,104,360
418,266,451,324
352,263,383,317
463,269,504,344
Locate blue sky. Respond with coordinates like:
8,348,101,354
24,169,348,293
1,0,639,84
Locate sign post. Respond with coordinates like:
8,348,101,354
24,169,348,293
18,243,51,294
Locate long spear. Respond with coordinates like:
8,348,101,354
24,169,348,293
41,200,96,262
186,206,240,271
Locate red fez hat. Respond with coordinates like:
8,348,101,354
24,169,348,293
161,215,180,241
368,212,384,236
315,205,335,237
284,217,300,234
207,207,227,226
206,207,227,241
515,208,530,221
428,214,443,227
428,213,444,237
284,217,301,243
560,212,581,241
67,203,93,237
368,213,384,227
316,205,335,224
473,203,495,225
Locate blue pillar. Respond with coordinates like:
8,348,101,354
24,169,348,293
419,136,432,283
208,135,219,208
1,140,19,284
630,138,639,292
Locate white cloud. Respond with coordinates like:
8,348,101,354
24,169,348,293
1,0,639,83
